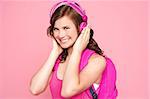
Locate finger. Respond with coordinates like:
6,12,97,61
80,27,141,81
81,24,88,34
83,26,89,39
85,27,91,42
84,26,90,40
79,27,86,39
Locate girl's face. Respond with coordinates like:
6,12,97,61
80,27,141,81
53,16,78,49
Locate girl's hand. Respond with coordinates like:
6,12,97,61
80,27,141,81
73,25,91,53
51,36,63,56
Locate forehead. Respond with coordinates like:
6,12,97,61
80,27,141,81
54,16,75,27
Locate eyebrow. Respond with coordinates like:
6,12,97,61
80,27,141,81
54,25,69,29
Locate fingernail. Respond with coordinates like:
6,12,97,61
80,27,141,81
87,24,90,28
86,24,89,27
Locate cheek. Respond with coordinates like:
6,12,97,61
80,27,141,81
70,29,78,38
74,34,78,40
52,34,59,42
53,33,58,39
71,33,78,42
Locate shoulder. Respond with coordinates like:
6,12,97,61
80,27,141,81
88,53,106,70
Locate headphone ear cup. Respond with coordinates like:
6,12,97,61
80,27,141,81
79,22,87,32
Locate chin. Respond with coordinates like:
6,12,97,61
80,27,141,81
60,42,74,49
61,45,72,49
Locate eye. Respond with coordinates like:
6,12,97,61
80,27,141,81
53,27,59,31
64,27,70,30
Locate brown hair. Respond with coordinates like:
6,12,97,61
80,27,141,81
47,5,104,63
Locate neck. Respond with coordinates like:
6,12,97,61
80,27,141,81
67,47,73,57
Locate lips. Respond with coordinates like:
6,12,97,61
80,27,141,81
60,37,70,43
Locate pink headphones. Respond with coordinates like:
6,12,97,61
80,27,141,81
49,0,88,32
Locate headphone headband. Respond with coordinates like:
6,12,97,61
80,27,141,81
50,0,87,22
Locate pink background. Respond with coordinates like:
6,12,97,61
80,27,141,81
0,0,149,99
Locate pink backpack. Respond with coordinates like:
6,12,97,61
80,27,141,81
89,56,118,99
78,49,118,99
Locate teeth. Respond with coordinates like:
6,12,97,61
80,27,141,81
61,39,69,43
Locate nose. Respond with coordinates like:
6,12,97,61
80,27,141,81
59,30,66,38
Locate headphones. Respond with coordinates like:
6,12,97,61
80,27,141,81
49,0,88,32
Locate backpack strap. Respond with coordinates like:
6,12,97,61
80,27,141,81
89,86,98,99
79,48,96,71
52,54,61,71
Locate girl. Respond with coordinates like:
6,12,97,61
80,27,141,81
29,0,118,99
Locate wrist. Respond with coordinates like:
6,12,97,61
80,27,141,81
49,50,59,59
73,48,84,54
72,49,82,56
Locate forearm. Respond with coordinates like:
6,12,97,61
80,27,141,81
62,50,82,94
30,50,59,95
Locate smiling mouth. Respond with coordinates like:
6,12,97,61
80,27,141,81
60,38,70,43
